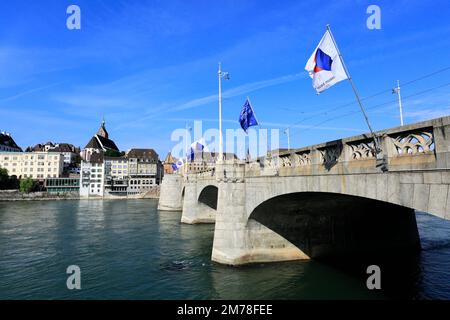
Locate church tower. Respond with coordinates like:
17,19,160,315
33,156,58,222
97,118,109,139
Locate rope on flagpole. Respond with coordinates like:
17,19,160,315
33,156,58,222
326,24,386,170
326,26,377,143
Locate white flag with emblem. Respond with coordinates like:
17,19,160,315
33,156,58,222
305,30,348,94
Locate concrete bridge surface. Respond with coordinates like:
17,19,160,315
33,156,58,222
158,116,450,265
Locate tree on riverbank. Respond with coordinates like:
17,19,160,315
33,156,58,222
19,178,36,193
0,168,19,190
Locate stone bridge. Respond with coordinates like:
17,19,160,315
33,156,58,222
158,116,450,265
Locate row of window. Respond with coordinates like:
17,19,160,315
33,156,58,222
0,161,59,166
0,146,21,151
1,155,60,161
22,174,58,178
129,179,154,185
111,165,128,169
4,167,58,173
111,170,127,174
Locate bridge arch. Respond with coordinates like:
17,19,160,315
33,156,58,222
198,185,218,210
248,192,421,260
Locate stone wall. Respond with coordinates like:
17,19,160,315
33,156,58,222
1,187,160,201
0,190,80,201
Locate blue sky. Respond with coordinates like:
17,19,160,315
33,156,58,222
0,0,449,157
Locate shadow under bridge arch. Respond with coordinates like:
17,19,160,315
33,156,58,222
248,192,421,260
198,185,218,210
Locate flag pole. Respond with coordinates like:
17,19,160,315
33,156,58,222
218,63,224,163
284,128,291,150
246,96,261,162
326,24,381,155
246,96,260,126
395,80,404,126
184,122,191,175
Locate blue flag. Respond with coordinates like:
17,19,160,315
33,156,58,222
172,159,185,171
239,98,258,133
189,139,207,161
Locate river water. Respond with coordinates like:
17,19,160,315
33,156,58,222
0,199,449,299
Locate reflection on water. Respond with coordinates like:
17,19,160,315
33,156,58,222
0,200,449,299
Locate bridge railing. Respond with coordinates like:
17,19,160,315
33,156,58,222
247,116,449,177
186,116,449,179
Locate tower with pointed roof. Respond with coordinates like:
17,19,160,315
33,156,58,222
97,117,109,139
163,151,177,174
81,118,119,161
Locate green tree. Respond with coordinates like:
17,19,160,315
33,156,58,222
0,168,9,189
104,149,124,157
8,175,19,189
19,178,36,193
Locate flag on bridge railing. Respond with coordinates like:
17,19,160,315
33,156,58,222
239,98,259,133
189,138,208,161
305,30,348,94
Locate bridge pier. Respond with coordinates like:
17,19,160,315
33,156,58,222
212,163,308,265
158,174,183,211
181,174,216,224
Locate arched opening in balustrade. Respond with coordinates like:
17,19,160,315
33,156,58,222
248,192,420,260
198,185,218,210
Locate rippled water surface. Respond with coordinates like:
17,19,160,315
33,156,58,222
0,199,449,299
